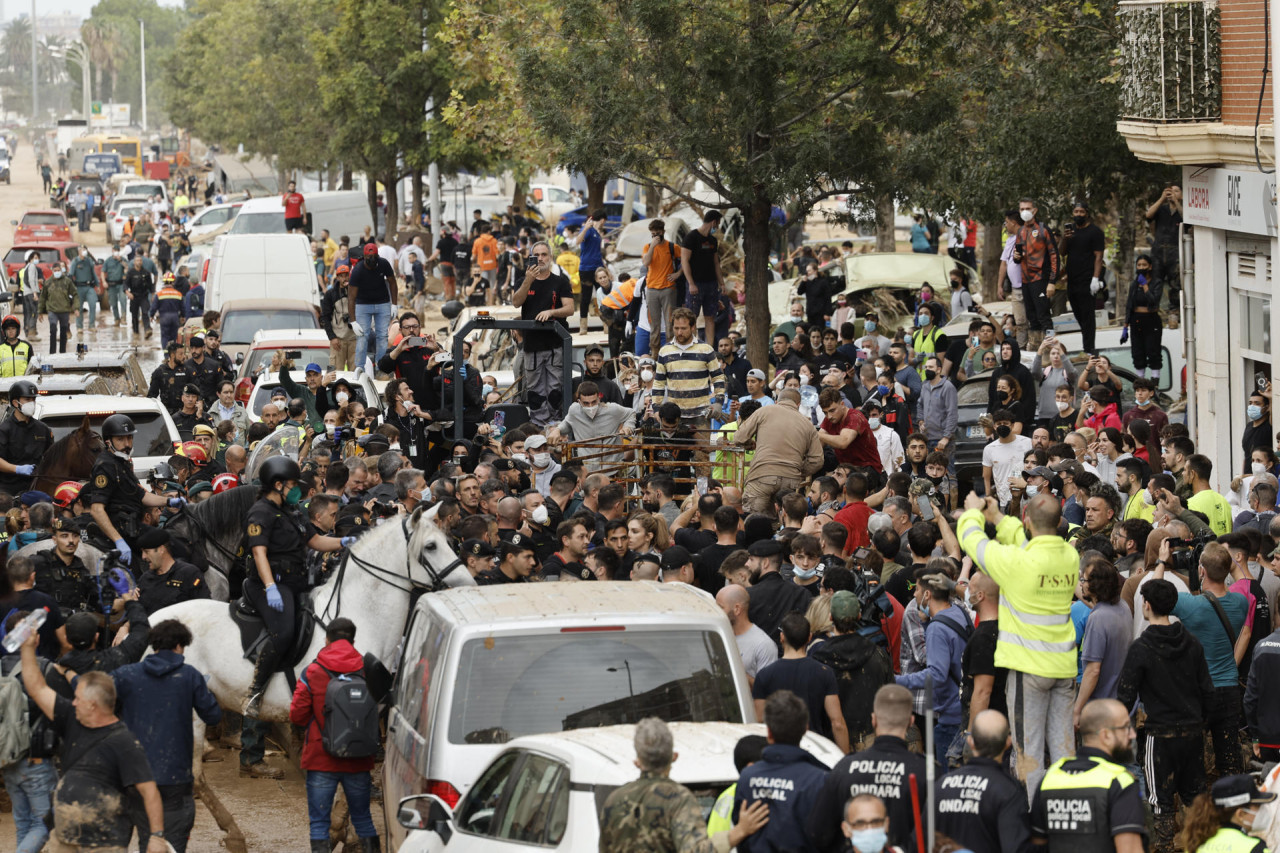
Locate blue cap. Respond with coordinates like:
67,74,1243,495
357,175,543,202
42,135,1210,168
305,363,323,375
19,490,52,507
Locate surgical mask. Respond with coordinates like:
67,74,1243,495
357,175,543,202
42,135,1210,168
868,417,881,430
963,587,971,607
916,314,929,327
512,452,528,463
530,504,549,525
284,485,302,506
792,565,818,580
532,452,551,468
864,321,877,333
336,392,349,405
583,404,599,418
482,383,494,398
850,828,888,853
1020,209,1034,222
800,375,810,385
640,369,654,383
995,424,1011,439
327,424,337,437
1136,398,1152,407
1143,489,1157,506
1026,484,1040,498
790,313,803,322
1253,461,1268,475
112,443,132,461
19,402,35,418
1056,400,1070,413
1248,404,1264,421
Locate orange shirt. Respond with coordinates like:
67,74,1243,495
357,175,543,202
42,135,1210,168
644,239,678,290
472,234,500,271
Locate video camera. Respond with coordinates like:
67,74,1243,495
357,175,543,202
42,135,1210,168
1167,532,1216,591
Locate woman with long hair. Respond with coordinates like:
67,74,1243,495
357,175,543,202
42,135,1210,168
1178,775,1273,853
1127,417,1160,464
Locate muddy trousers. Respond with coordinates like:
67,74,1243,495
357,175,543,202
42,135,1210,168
128,782,196,853
1144,732,1205,853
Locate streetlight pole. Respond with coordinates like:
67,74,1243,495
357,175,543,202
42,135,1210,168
30,0,37,120
139,19,147,132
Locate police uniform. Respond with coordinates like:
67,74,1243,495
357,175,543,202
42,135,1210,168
147,359,192,412
1031,748,1148,853
733,743,830,853
172,409,212,442
0,408,52,495
137,558,210,615
33,524,107,616
598,771,715,853
540,551,594,582
476,534,534,585
934,756,1032,853
184,353,226,406
85,447,148,547
807,734,928,853
746,540,813,644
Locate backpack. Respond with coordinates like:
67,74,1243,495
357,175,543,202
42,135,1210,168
319,666,380,759
0,657,32,769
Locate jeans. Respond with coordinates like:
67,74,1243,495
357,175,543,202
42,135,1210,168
634,327,665,356
22,293,36,335
107,283,126,321
934,721,960,770
1006,670,1076,803
353,301,391,373
306,770,377,841
3,757,57,853
75,284,96,328
48,312,70,353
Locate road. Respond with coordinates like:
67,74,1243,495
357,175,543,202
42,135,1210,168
0,143,390,851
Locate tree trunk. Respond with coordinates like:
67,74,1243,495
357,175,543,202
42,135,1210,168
342,165,353,191
411,167,424,227
875,193,896,253
510,177,526,216
585,173,607,212
645,181,662,219
744,197,773,371
980,222,1002,300
366,179,378,233
384,172,400,239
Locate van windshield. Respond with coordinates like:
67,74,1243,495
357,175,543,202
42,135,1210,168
448,629,743,744
229,212,286,235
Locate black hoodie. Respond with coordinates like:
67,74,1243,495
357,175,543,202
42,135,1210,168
986,337,1036,426
810,633,894,743
1116,621,1213,735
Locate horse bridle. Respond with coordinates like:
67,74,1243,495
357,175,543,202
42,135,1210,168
171,504,242,572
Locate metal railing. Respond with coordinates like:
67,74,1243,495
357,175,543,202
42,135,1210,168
563,433,750,497
1118,0,1221,122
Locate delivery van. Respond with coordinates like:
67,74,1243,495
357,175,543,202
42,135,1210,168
204,233,319,311
228,190,373,239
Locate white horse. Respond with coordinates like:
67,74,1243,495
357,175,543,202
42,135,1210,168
149,504,475,723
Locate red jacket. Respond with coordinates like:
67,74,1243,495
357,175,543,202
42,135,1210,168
1085,403,1122,432
289,639,376,772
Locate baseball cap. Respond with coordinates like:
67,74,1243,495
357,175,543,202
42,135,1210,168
50,516,79,534
747,539,784,558
363,243,378,257
270,387,289,400
19,490,52,507
65,613,99,649
188,480,213,498
830,590,862,622
305,363,323,375
500,533,536,556
182,383,201,396
524,434,548,450
1211,775,1277,809
1027,466,1055,481
1053,460,1084,479
189,336,205,347
137,526,171,550
660,546,693,573
335,263,350,275
746,368,766,381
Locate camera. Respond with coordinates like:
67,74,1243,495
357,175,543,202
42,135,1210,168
1167,533,1215,590
369,500,399,520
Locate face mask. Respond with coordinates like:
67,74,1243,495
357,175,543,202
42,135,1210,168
1136,397,1152,407
284,485,302,506
640,369,654,383
532,452,551,468
1248,404,1264,421
112,444,132,461
868,417,881,430
1020,209,1034,222
800,376,810,386
583,404,599,418
850,828,888,853
916,314,930,328
995,424,1012,439
1253,461,1268,475
512,452,527,463
531,504,549,525
1000,391,1012,402
1004,328,1014,338
877,384,891,397
864,321,877,333
963,587,972,607
806,273,816,280
19,402,35,418
482,383,494,398
1056,400,1070,413
920,293,931,302
1073,215,1087,226
790,313,802,322
335,391,349,405
925,369,937,382
1026,484,1040,498
1143,489,1157,506
950,279,961,289
793,565,818,580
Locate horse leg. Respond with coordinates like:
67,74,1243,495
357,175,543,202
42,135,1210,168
193,718,206,785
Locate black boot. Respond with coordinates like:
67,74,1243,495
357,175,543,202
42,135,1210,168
242,656,273,718
310,841,328,853
359,836,381,852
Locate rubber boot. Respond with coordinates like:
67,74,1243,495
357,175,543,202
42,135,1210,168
310,840,328,853
242,656,272,717
359,836,381,852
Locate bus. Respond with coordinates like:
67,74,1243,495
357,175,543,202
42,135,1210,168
97,135,142,175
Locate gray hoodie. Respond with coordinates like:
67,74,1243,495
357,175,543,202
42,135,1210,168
556,401,634,471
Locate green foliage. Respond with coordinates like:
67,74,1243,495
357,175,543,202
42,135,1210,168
83,0,189,119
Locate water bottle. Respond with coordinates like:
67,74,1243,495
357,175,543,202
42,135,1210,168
2,607,49,653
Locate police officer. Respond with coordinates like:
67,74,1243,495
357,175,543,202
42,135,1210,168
934,710,1031,853
172,384,212,441
148,341,191,412
0,379,53,496
242,456,352,717
1031,699,1147,853
0,314,33,377
86,414,185,566
33,516,107,617
148,462,185,497
185,335,226,407
150,273,185,348
809,685,928,853
136,526,211,615
460,537,497,578
477,533,537,584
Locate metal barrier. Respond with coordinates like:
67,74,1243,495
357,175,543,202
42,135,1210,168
562,433,750,493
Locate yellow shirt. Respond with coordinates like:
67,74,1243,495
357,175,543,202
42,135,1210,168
1188,488,1233,535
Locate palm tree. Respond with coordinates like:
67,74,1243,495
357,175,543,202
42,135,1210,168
37,35,69,85
81,19,127,104
3,17,33,75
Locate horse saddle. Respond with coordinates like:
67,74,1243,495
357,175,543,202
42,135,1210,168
228,593,317,691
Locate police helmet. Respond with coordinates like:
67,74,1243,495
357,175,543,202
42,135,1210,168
101,414,137,438
259,457,301,491
9,379,38,400
150,462,176,481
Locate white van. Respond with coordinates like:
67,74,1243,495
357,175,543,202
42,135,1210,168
228,190,373,239
381,582,755,852
204,233,319,310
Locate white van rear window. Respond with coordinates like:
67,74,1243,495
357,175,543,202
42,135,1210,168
448,629,742,744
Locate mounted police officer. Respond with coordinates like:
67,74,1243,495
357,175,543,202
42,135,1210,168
0,378,53,496
33,516,108,618
242,456,352,717
86,414,185,566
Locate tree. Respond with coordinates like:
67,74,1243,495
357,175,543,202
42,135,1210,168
513,0,951,367
80,0,188,119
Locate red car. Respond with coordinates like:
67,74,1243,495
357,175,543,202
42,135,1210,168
3,242,84,286
13,209,73,243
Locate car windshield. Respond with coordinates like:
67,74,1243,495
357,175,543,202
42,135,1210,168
228,212,286,235
447,629,742,744
120,185,158,197
42,411,174,457
222,309,317,344
4,249,60,264
243,346,331,378
20,214,66,226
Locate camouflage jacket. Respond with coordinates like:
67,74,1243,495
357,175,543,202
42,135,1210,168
599,772,714,853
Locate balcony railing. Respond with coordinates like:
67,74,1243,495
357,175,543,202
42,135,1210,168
1118,0,1221,122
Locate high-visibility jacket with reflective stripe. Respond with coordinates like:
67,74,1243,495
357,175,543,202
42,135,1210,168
1194,826,1264,853
1038,755,1137,853
0,340,31,377
958,509,1078,678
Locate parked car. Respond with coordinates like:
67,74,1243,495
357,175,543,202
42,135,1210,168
32,394,180,480
114,179,168,203
0,373,113,400
13,209,73,243
555,202,647,236
382,581,754,851
0,153,10,185
395,723,844,853
27,350,148,396
242,368,380,419
527,184,577,226
235,328,333,381
107,200,151,244
227,190,373,240
4,242,81,286
185,201,244,239
218,298,321,359
60,176,107,221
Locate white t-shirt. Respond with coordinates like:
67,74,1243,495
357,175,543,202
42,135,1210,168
873,425,904,474
378,244,399,269
982,435,1034,506
1132,572,1189,639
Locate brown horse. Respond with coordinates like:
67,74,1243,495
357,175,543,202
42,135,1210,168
31,416,104,496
